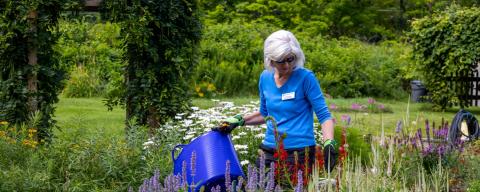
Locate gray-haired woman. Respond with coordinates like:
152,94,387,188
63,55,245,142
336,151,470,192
217,30,337,173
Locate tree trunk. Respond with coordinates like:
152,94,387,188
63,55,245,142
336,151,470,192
147,106,159,135
27,10,38,113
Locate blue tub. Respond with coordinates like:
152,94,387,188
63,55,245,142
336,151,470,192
172,131,244,191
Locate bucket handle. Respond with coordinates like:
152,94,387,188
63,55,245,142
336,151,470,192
171,144,186,161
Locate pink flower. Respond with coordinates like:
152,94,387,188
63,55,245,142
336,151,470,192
329,104,338,110
368,98,376,104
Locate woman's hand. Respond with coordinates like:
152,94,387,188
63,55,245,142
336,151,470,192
323,139,338,172
212,114,244,134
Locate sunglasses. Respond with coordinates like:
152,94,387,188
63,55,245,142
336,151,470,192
274,55,295,64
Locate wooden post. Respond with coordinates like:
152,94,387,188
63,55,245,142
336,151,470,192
84,0,102,11
27,10,38,113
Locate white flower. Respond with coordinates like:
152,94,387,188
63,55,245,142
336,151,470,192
183,134,195,141
234,144,248,150
254,133,265,138
241,160,250,166
238,132,247,136
191,107,199,111
232,135,241,140
239,151,249,154
183,119,193,127
143,140,155,147
175,116,183,120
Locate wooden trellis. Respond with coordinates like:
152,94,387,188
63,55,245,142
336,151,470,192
447,62,480,108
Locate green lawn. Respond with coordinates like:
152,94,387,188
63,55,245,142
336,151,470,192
54,96,480,138
54,97,125,138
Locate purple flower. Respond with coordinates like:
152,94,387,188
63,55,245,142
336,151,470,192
437,145,446,157
266,167,275,192
236,176,244,192
410,137,417,149
329,104,338,110
377,104,385,110
341,115,351,126
247,164,257,191
416,128,423,150
351,103,362,111
259,153,266,188
395,120,403,134
294,170,303,192
225,160,231,191
182,161,187,188
425,120,431,144
368,98,376,104
190,151,196,178
422,145,434,156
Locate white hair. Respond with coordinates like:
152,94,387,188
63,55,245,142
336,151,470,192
263,30,305,71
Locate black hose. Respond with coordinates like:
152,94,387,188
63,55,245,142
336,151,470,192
448,109,480,144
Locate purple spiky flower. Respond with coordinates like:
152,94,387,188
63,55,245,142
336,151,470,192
294,170,303,192
259,153,266,188
236,176,244,192
425,120,431,144
395,120,403,134
225,160,231,191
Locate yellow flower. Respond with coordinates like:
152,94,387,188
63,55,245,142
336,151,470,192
198,92,204,97
28,128,37,133
0,121,8,125
22,139,30,146
207,83,216,91
0,131,5,138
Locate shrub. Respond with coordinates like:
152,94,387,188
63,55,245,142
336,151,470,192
409,5,480,109
303,37,411,99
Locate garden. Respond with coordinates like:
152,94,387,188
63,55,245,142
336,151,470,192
1,1,480,192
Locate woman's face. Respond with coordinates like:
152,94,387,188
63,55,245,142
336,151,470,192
272,54,295,76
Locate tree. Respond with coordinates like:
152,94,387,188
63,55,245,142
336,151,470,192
101,0,202,131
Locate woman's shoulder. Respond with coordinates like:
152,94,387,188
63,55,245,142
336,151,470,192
294,67,315,79
260,69,273,77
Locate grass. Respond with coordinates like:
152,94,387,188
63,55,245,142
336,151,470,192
193,96,480,135
54,97,125,138
54,96,480,139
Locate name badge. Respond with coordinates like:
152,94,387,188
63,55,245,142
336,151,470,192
281,92,295,100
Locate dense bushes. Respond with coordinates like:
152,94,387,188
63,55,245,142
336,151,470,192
193,22,412,98
304,37,411,98
193,21,274,97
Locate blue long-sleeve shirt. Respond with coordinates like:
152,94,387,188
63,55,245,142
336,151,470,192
259,68,331,149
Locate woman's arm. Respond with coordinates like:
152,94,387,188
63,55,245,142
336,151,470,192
321,119,334,141
243,111,265,126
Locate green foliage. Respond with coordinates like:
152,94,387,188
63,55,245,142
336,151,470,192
62,66,103,97
194,21,274,96
54,15,125,98
101,0,202,127
0,0,71,142
196,23,412,98
410,5,480,109
304,37,411,98
334,125,371,164
201,0,480,40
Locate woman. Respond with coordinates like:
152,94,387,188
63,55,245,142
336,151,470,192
216,30,337,172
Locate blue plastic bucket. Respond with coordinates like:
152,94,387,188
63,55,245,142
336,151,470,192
172,131,244,191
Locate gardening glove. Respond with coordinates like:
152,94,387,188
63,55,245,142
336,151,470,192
212,114,245,134
323,139,338,172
